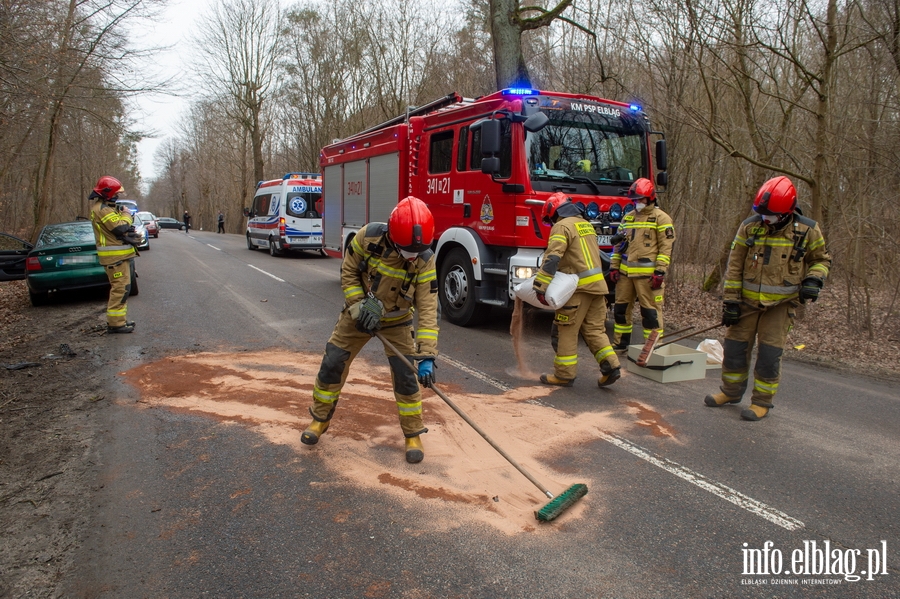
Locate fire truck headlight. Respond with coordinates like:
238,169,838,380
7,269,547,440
514,266,535,279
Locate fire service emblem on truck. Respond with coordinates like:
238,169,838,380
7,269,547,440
480,196,494,225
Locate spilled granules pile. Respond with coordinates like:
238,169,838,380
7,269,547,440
124,350,675,534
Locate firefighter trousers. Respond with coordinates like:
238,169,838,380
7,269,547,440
721,301,795,408
309,311,426,438
613,276,664,346
104,259,132,327
549,291,619,380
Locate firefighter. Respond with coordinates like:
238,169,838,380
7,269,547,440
301,196,439,463
534,192,621,387
704,176,831,420
608,178,675,350
88,176,142,333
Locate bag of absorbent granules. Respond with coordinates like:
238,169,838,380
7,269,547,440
513,272,579,310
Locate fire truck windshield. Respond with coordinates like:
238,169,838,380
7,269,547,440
524,108,648,193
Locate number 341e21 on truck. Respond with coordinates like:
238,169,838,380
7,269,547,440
319,88,668,326
244,172,325,256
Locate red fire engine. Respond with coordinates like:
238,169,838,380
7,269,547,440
319,88,668,326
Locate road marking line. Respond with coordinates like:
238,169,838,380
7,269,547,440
207,244,221,251
438,342,803,529
247,264,285,282
439,355,513,392
597,431,805,531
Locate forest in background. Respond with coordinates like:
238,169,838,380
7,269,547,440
2,0,899,336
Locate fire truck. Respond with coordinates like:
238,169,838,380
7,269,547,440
319,88,668,326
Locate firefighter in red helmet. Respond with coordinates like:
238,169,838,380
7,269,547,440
704,176,831,420
301,196,439,463
88,176,142,333
533,192,621,387
608,178,675,351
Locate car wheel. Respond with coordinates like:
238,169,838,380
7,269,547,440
439,247,491,326
130,270,139,296
246,234,255,250
29,291,48,306
269,237,280,257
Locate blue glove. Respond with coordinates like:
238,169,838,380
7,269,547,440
417,359,435,387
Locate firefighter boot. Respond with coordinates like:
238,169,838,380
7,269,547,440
540,374,575,387
107,323,135,334
740,404,770,421
704,392,741,407
597,361,621,388
405,436,424,464
301,419,330,445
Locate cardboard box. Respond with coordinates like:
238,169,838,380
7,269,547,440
626,343,708,383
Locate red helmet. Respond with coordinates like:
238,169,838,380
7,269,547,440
388,196,434,253
93,176,123,201
627,178,656,202
542,192,571,224
753,176,796,215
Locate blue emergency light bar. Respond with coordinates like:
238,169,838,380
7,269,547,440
502,88,540,96
283,172,320,180
629,104,642,112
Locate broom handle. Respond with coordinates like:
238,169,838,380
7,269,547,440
375,332,554,499
660,325,695,340
656,307,762,349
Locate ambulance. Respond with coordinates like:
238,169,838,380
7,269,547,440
245,172,324,256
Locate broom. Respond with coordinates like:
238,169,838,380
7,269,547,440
375,332,587,522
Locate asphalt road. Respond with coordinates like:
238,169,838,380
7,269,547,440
65,229,899,598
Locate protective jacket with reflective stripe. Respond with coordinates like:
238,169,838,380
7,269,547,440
609,204,675,277
723,213,831,307
90,200,136,266
533,216,609,296
343,223,439,358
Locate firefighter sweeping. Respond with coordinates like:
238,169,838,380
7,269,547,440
704,176,831,421
300,196,439,463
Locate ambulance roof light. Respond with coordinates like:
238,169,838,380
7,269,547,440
629,104,642,112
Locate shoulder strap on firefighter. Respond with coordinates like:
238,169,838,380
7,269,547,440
357,223,390,292
742,214,764,248
790,214,817,262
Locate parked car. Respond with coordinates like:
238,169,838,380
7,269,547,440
136,211,159,238
25,220,138,306
157,217,184,230
131,214,150,250
0,232,33,281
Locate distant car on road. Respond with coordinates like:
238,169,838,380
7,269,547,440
131,214,150,250
136,211,159,238
115,199,139,215
0,232,33,281
157,217,184,230
25,220,138,306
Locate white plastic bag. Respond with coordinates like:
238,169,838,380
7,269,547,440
513,272,579,310
697,339,724,365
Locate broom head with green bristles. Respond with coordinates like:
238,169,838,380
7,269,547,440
534,483,588,522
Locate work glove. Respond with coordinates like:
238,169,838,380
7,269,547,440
535,291,549,306
649,270,665,290
353,293,384,334
417,358,435,388
610,233,626,246
722,301,741,327
122,228,142,247
607,269,620,284
799,278,823,304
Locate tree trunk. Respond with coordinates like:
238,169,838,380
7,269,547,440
489,0,532,88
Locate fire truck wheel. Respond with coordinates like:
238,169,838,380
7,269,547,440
246,234,256,250
439,248,491,327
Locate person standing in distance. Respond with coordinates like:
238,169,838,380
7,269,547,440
300,196,439,463
534,192,621,388
217,210,225,234
608,178,675,350
704,176,831,420
88,176,141,333
183,210,191,233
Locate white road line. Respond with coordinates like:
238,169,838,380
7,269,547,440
430,355,804,530
597,431,805,531
439,354,513,392
247,264,285,282
207,244,221,251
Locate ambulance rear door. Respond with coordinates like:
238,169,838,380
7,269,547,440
282,182,323,249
